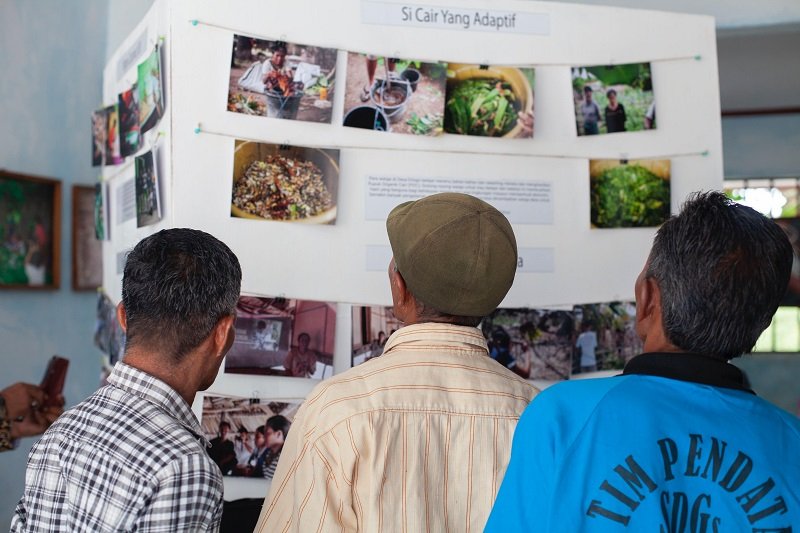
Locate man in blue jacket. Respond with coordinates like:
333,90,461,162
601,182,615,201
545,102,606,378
486,191,800,531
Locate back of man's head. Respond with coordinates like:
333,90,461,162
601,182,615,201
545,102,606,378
122,228,242,362
386,192,517,326
646,191,792,359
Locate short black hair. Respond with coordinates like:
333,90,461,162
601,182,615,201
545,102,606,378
266,415,291,438
122,228,242,362
606,89,617,97
583,86,593,93
297,332,310,342
219,421,231,431
646,191,792,359
271,42,287,54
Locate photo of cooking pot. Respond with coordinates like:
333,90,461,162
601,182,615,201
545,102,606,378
444,64,535,138
343,54,447,136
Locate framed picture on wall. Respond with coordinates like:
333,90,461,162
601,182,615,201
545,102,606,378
0,170,61,289
72,185,102,290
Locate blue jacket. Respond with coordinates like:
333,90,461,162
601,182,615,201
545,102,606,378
486,352,800,532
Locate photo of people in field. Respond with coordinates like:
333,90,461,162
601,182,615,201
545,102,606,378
573,62,655,136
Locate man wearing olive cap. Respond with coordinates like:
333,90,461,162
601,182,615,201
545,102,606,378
256,193,537,532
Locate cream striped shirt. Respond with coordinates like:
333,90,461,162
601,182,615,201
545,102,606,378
255,322,538,532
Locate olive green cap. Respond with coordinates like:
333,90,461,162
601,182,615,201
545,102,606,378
386,192,517,317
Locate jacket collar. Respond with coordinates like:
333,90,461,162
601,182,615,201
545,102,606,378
622,352,754,394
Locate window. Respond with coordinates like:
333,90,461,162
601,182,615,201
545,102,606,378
725,179,800,353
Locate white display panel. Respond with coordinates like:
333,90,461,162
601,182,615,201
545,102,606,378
102,0,723,497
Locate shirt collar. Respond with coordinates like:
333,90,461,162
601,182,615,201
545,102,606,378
108,362,209,445
622,352,754,394
382,322,489,356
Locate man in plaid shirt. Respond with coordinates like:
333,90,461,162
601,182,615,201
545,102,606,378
12,228,242,532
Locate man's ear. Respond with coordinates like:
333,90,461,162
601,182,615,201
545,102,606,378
392,268,409,304
635,275,662,337
213,314,236,358
392,268,418,319
116,302,128,333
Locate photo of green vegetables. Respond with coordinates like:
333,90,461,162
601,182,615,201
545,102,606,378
444,64,534,138
590,159,670,228
573,62,655,136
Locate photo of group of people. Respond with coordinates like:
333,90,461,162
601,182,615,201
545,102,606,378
201,395,301,479
349,300,639,380
224,295,336,380
228,34,336,123
134,149,161,227
92,44,163,166
590,158,671,228
481,302,640,381
231,141,339,224
572,301,642,374
572,62,655,136
350,305,402,366
482,308,575,381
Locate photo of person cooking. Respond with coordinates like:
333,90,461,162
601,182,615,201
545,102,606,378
228,35,336,123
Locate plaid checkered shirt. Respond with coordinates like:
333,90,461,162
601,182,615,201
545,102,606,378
11,362,223,532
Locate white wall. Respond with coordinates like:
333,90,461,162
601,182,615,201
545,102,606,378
0,0,109,526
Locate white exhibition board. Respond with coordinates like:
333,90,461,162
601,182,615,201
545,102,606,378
102,0,723,499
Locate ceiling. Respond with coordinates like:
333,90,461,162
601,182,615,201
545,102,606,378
540,0,800,30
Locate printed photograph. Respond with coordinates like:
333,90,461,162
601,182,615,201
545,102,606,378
343,53,447,135
138,44,164,134
0,171,60,288
72,185,102,290
91,108,106,167
201,395,301,479
351,305,402,366
94,182,107,241
94,291,125,365
572,301,642,374
134,149,161,227
775,218,800,306
104,104,123,166
444,64,535,138
572,62,655,136
481,308,574,381
590,159,670,228
118,84,140,157
231,141,339,224
224,295,336,380
228,35,336,123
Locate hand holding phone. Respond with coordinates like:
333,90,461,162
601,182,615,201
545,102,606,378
40,356,69,408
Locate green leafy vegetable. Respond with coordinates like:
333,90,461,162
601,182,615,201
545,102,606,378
444,79,518,136
591,165,670,228
406,112,443,136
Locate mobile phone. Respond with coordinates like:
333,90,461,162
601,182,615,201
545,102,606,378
40,356,69,407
